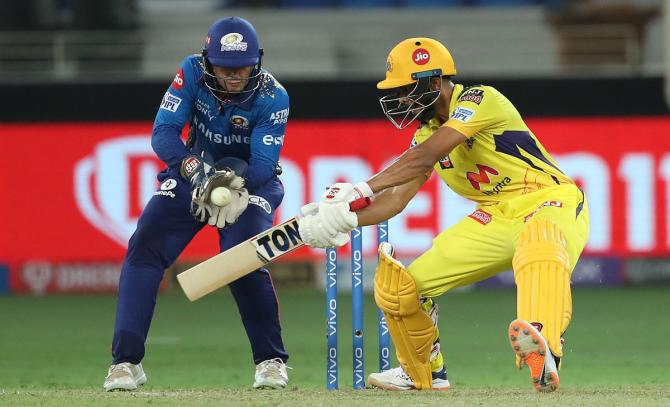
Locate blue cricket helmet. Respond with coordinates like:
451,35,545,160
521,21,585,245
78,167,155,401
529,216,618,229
200,17,264,105
204,17,262,68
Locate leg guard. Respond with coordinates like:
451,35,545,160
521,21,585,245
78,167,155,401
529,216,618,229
513,219,572,357
374,243,434,389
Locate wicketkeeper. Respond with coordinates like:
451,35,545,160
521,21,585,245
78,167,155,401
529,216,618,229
299,37,589,393
104,17,291,391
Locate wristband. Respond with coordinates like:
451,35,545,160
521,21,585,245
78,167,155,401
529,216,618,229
353,181,374,198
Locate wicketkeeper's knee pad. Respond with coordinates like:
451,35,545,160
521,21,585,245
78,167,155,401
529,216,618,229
513,219,572,357
374,242,434,389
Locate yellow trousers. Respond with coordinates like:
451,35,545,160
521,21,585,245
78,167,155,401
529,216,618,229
408,184,589,297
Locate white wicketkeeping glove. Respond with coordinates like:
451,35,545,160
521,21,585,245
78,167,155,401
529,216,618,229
192,202,227,228
216,188,249,226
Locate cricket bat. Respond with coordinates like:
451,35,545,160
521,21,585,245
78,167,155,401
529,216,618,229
177,197,370,301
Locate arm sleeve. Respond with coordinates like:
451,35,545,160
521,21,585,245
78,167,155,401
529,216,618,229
245,90,289,191
151,57,198,168
443,87,504,138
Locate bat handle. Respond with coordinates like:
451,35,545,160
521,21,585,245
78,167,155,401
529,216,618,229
349,197,371,212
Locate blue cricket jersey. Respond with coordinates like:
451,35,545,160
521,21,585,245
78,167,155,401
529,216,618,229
152,55,289,191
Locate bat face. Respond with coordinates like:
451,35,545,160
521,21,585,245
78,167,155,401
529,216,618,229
251,217,303,262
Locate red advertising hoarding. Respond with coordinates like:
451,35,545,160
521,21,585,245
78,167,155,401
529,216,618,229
1,117,669,293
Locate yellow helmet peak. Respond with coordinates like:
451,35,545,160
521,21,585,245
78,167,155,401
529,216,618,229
377,37,456,90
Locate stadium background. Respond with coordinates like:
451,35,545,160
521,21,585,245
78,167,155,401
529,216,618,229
0,0,669,405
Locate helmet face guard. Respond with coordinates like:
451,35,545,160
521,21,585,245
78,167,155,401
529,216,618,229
379,69,442,129
199,49,264,106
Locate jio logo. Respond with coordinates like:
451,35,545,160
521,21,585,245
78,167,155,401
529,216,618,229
412,48,430,65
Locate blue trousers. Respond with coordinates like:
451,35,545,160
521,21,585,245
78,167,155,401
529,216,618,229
111,168,288,365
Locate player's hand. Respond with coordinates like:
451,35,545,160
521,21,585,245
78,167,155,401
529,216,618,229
318,183,358,234
182,155,216,221
192,201,225,227
316,182,372,234
300,202,319,217
298,213,350,248
317,201,358,234
216,188,249,226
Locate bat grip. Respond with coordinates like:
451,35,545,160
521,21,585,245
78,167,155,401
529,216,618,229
349,197,371,212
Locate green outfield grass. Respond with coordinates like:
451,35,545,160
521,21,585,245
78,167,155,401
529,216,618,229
1,286,669,406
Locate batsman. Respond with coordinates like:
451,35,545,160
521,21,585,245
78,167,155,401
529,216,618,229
299,37,590,393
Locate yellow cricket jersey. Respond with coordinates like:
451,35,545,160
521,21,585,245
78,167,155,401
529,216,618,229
412,84,574,204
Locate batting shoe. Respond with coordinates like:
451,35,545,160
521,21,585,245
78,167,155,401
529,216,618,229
103,362,147,391
367,366,450,391
253,358,290,389
508,319,559,393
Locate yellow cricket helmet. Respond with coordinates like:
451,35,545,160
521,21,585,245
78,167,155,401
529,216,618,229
377,37,456,90
377,38,456,129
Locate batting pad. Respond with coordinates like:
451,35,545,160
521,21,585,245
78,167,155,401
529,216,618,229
513,219,572,357
374,243,434,389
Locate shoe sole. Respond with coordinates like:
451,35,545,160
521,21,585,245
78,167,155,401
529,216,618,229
253,379,287,390
253,384,286,390
367,377,450,391
508,320,559,393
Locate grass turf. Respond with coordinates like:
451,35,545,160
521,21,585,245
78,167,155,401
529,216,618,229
1,286,668,405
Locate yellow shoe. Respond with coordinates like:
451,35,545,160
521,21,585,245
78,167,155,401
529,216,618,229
508,319,559,393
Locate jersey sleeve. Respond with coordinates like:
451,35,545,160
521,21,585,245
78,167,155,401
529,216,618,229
151,56,198,168
443,86,504,138
245,86,289,191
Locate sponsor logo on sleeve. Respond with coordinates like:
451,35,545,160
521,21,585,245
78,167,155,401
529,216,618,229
262,134,284,146
220,33,247,52
450,106,474,123
171,68,185,90
249,195,272,214
438,155,453,169
270,108,289,125
412,48,430,65
468,209,493,225
181,157,201,178
154,178,177,198
457,88,484,105
160,92,182,113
